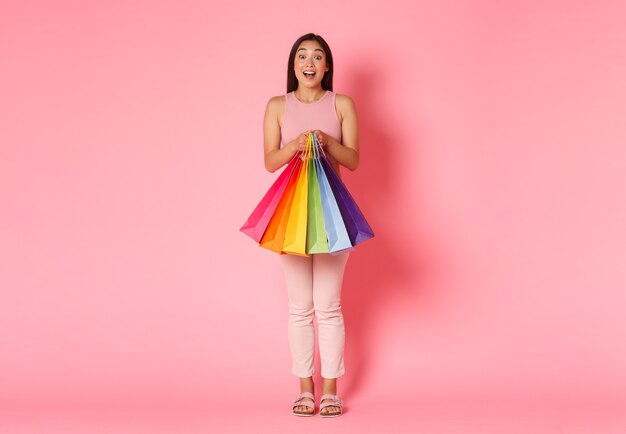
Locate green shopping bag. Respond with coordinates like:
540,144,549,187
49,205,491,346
306,155,329,253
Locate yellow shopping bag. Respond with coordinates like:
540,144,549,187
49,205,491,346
281,145,310,256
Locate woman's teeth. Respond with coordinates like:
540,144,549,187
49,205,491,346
303,71,315,79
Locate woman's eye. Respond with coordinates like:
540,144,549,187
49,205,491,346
298,55,306,59
315,56,322,60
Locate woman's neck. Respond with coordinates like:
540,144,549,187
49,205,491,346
294,87,326,103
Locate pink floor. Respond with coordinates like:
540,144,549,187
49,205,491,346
2,394,624,434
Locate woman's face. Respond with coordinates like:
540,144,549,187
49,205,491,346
293,39,329,89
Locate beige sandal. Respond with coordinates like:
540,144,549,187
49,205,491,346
319,393,343,418
292,391,315,417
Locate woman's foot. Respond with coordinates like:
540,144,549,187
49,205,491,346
293,377,315,416
320,378,342,417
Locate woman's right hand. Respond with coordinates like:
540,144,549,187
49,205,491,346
289,130,311,155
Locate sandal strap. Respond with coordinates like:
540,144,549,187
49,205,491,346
320,394,343,409
293,392,315,409
296,391,315,400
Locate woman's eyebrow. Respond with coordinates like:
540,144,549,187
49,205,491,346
297,48,325,53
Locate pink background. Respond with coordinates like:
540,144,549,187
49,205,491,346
1,0,625,432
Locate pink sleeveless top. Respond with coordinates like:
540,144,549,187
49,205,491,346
281,90,342,149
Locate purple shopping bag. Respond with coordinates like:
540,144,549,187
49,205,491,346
319,156,374,247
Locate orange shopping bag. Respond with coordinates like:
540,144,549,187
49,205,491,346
259,159,303,254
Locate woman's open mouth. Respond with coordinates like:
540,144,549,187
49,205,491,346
303,71,316,80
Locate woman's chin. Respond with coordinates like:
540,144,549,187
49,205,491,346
298,80,322,89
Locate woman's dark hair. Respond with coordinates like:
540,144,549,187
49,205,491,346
287,33,334,93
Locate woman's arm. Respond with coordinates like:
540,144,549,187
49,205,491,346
263,96,307,173
316,94,359,171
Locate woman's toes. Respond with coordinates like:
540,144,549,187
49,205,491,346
324,405,338,415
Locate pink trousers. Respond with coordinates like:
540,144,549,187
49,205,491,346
280,252,349,379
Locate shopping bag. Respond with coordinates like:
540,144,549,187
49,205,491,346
315,157,353,253
259,159,303,253
306,146,330,254
319,150,374,247
240,155,299,242
242,132,373,255
282,148,310,256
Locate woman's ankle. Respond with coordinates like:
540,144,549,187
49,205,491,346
299,376,314,392
322,378,337,395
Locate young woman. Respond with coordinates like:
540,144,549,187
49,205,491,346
263,33,360,418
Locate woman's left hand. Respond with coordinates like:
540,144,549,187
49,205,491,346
313,130,329,148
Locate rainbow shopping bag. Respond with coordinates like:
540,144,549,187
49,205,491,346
241,133,374,255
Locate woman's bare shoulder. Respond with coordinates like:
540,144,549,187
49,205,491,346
334,93,357,122
266,95,286,110
334,93,356,110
